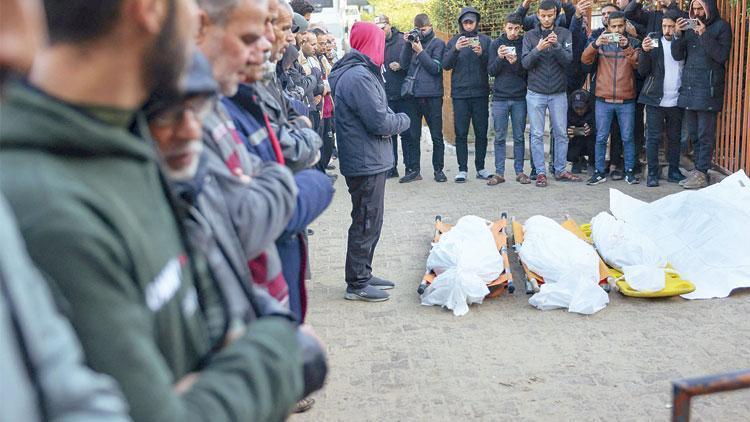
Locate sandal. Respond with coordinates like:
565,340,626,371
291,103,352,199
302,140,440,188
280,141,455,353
535,173,548,187
516,173,531,184
293,397,315,413
487,175,505,186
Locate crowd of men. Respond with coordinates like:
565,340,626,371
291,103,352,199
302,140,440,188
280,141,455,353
0,0,734,420
381,0,732,189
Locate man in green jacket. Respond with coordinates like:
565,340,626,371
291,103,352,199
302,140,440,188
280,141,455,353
0,0,306,420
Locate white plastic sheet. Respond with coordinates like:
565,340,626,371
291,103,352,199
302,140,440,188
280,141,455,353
519,216,609,315
609,170,750,299
421,215,502,316
590,212,666,292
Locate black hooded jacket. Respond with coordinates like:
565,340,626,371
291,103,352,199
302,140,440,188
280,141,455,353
443,7,492,99
671,0,732,112
400,28,446,98
384,27,407,101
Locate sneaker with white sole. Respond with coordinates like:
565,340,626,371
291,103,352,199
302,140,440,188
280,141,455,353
344,285,390,302
368,276,395,290
476,169,493,180
454,171,467,183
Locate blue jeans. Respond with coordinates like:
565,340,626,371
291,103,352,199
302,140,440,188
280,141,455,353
594,100,635,173
526,90,569,175
492,99,527,175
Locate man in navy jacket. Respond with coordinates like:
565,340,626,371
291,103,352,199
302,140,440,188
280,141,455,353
443,7,493,183
399,14,447,184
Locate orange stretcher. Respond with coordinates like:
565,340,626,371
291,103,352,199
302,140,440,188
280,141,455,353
417,213,515,298
511,216,612,295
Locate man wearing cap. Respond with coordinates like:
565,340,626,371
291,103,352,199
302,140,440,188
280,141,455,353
329,22,410,302
399,13,447,184
443,7,493,184
566,88,596,174
376,14,411,179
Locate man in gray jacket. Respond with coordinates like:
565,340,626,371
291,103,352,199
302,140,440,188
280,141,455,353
522,0,582,187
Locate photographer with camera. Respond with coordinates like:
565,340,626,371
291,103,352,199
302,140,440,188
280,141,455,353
638,10,686,187
398,14,447,184
671,0,732,189
443,7,493,183
582,11,641,185
522,0,580,187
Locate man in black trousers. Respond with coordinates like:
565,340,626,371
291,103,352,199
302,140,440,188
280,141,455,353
329,22,410,302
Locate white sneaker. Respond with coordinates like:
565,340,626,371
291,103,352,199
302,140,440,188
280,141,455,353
476,169,493,180
455,171,467,183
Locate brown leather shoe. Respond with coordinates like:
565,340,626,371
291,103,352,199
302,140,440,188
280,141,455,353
535,173,548,187
555,171,582,182
487,175,505,186
516,173,531,184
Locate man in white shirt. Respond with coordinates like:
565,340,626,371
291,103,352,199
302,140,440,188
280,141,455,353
637,10,685,187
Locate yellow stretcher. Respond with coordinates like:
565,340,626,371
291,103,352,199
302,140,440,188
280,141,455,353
578,224,695,298
417,213,514,298
511,216,612,295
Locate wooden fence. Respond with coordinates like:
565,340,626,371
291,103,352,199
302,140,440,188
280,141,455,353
715,0,750,174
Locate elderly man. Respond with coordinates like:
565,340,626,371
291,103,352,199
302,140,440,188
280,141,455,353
0,0,307,420
330,22,410,302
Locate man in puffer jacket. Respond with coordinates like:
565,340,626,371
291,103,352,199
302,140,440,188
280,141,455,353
582,11,641,186
671,0,732,189
443,7,493,183
330,22,410,302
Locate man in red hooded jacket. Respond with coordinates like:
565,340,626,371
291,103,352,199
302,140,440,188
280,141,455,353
328,22,410,302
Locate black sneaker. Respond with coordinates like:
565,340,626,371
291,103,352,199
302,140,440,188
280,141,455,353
646,175,659,187
667,170,686,183
610,169,624,180
326,163,336,170
344,285,390,302
587,172,607,185
571,161,584,174
386,168,399,179
530,168,538,180
625,170,639,185
399,170,422,183
434,170,447,182
368,276,395,290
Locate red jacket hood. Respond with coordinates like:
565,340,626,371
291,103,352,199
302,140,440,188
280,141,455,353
349,22,385,67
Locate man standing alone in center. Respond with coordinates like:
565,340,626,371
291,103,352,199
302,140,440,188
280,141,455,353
329,22,410,302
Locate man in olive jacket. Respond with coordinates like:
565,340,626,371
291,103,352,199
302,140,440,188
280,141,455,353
0,0,305,420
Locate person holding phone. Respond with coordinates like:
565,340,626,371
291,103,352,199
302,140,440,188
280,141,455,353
443,7,493,183
566,89,596,175
671,0,732,189
522,0,581,187
638,10,686,187
487,13,530,185
582,11,641,185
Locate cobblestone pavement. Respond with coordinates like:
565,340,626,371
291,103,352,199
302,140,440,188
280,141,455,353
298,140,750,421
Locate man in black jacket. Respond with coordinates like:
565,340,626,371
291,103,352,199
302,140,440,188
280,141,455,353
376,15,411,179
443,7,493,183
638,10,686,187
487,13,530,185
330,22,410,302
399,13,447,183
566,89,595,174
522,0,582,187
672,0,732,189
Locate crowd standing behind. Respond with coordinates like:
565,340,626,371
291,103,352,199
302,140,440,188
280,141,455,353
0,0,734,420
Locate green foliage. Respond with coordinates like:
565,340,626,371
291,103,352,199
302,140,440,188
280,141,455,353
426,0,518,37
362,0,426,32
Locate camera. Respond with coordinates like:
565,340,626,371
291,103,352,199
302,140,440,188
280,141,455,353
407,28,421,42
686,18,699,29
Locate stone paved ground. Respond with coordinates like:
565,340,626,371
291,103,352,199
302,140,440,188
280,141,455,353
298,140,750,421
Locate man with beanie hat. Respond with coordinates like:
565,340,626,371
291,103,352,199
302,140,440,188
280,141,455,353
443,7,493,183
329,22,410,302
672,0,732,189
399,13,447,184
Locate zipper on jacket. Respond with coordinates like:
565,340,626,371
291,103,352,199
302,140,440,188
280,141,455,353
612,47,618,100
709,70,714,97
